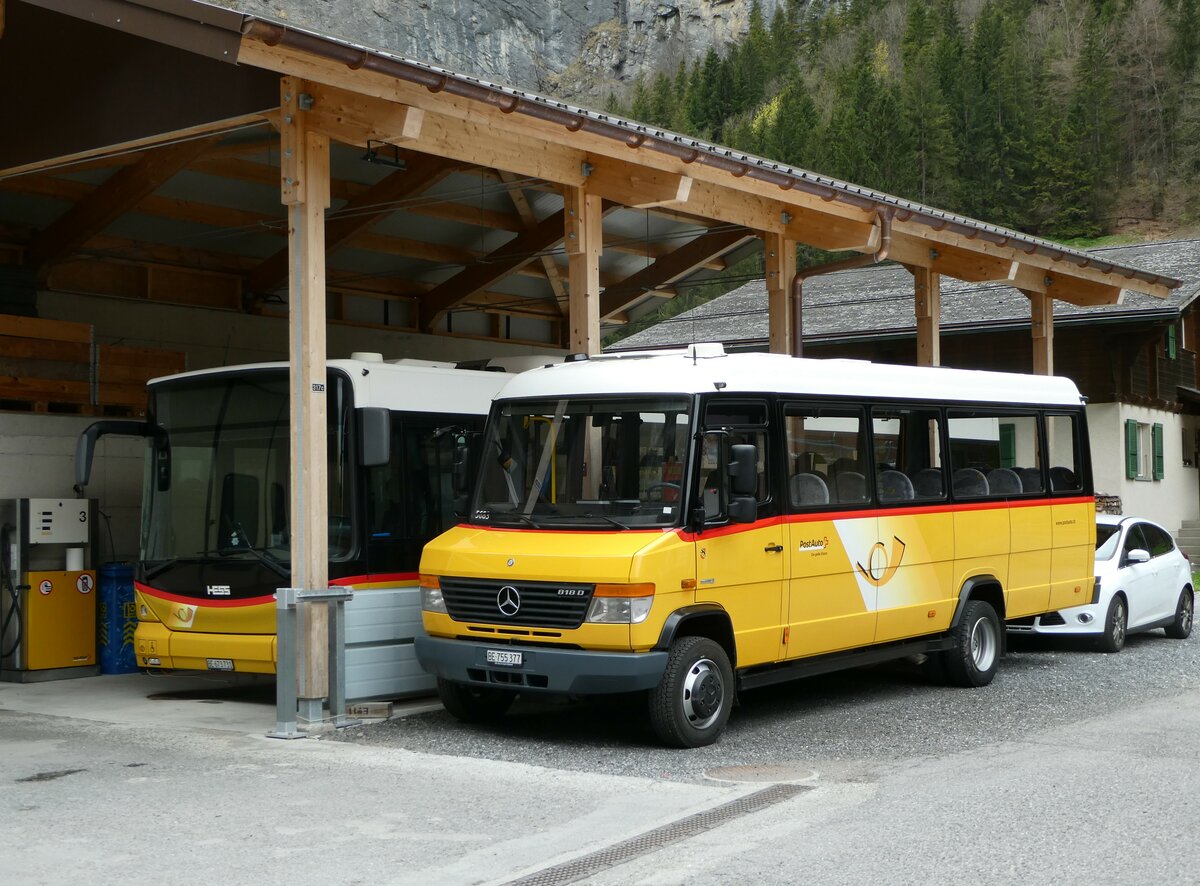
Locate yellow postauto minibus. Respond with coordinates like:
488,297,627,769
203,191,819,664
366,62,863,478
416,344,1096,746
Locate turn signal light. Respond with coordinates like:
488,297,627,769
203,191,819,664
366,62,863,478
594,582,655,598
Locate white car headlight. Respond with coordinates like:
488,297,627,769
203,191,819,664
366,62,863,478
420,575,447,613
585,584,655,624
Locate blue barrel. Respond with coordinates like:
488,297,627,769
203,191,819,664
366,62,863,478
98,562,137,674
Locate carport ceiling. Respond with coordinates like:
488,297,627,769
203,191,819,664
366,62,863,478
0,0,1183,352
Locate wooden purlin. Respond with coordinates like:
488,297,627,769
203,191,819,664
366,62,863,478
247,152,460,296
599,226,755,320
238,35,1173,300
25,136,219,273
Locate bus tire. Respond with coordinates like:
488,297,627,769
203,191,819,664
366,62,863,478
944,600,1000,688
436,678,516,723
1164,588,1194,640
1096,595,1127,653
648,635,733,748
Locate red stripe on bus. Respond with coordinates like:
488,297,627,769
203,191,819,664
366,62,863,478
135,582,274,608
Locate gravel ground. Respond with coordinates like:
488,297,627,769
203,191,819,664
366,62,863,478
332,625,1200,783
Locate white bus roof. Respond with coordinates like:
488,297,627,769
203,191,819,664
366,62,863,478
147,357,515,415
496,344,1085,408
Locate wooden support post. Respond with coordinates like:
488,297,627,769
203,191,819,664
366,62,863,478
912,265,941,367
764,233,796,355
564,185,603,355
280,77,332,722
1026,289,1054,375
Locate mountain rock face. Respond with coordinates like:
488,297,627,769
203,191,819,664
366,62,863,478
216,0,784,100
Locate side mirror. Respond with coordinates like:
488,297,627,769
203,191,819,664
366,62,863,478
728,443,757,497
452,442,471,496
358,407,391,468
75,420,168,491
1126,548,1150,564
728,495,757,524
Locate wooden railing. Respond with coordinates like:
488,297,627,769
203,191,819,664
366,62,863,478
0,314,184,415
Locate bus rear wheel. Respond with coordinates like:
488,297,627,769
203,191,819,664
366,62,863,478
944,600,1000,687
436,678,516,723
648,636,733,748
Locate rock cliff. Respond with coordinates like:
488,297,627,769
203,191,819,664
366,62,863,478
214,0,785,101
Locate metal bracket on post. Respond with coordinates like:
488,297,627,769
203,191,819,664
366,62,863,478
267,585,359,739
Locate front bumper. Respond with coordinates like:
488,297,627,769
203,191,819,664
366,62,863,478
1007,604,1103,636
415,635,668,695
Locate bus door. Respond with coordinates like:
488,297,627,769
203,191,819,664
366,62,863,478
870,407,955,642
782,403,877,657
693,400,787,668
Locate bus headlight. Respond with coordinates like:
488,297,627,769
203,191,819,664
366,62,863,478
586,584,654,624
420,575,447,613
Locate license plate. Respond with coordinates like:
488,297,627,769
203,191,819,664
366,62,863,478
206,658,235,671
485,649,522,667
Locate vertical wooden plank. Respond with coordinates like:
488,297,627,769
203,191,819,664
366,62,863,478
280,76,332,713
564,185,602,355
913,266,941,367
764,232,796,356
1026,289,1054,376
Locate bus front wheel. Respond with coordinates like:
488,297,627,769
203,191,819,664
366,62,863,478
436,678,516,723
943,600,1000,687
648,636,733,748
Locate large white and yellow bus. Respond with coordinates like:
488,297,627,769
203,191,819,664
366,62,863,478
77,353,521,700
416,343,1097,746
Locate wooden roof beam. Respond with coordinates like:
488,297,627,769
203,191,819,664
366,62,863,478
599,227,755,320
25,136,218,272
247,152,460,294
421,202,617,330
502,171,568,315
890,233,1017,283
1012,264,1122,306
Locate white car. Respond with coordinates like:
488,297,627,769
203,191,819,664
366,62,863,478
1008,514,1194,652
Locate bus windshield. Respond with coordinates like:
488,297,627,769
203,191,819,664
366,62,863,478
471,396,692,530
140,371,353,573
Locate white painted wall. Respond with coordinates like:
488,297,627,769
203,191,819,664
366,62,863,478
1088,402,1200,533
0,414,143,564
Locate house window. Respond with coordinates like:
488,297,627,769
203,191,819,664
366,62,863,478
1126,420,1165,481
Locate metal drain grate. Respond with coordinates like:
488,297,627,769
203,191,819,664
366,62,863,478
506,783,811,886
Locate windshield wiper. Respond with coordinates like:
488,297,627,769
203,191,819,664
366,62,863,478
581,513,631,529
143,557,179,580
230,525,290,579
490,512,542,529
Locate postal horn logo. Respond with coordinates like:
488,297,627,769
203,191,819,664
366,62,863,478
856,536,906,587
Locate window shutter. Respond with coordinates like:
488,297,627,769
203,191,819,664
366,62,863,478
1167,325,1178,360
1153,423,1164,480
999,423,1016,468
1125,419,1139,479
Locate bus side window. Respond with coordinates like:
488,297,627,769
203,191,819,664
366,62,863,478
784,402,866,509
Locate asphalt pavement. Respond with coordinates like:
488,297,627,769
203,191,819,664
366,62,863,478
2,624,1198,885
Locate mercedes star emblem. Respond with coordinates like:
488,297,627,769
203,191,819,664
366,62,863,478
497,585,521,617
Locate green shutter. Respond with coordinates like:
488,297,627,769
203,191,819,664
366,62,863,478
1167,325,1178,360
1153,423,1164,480
999,423,1016,468
1125,419,1139,479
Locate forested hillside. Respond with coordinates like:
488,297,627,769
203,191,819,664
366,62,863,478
607,0,1200,243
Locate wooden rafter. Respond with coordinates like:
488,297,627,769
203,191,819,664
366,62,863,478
889,234,1016,283
599,226,755,320
246,152,460,295
502,171,567,315
25,136,218,272
421,202,616,330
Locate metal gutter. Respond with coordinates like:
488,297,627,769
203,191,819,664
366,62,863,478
238,17,1180,294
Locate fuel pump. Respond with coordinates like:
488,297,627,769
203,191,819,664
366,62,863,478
0,498,99,682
